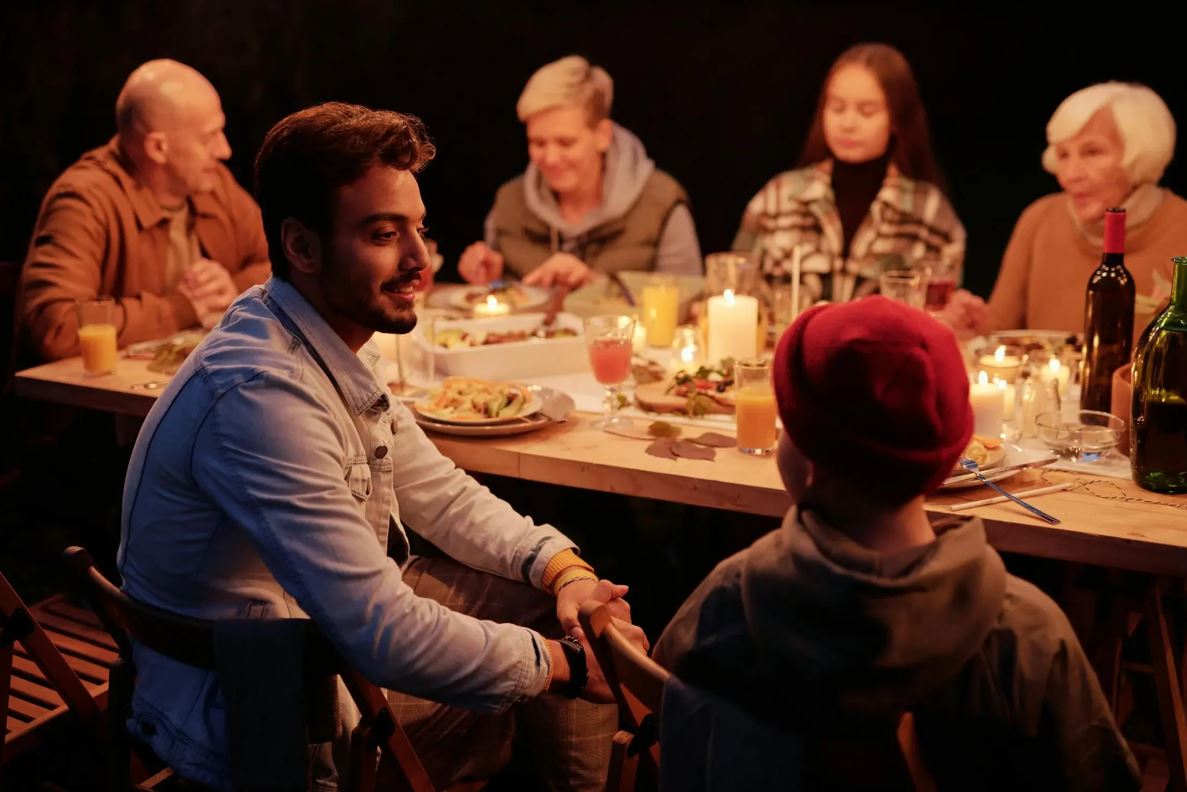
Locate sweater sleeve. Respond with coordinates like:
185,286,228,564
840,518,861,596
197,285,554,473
987,200,1046,332
654,204,703,275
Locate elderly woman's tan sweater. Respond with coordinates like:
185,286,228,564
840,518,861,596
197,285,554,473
986,190,1187,336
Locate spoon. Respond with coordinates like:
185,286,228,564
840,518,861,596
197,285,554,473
958,458,1060,524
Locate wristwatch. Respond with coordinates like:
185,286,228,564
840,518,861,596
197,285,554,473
557,635,587,699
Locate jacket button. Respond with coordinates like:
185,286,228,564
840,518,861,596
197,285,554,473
375,446,388,459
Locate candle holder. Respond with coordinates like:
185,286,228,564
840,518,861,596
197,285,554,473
974,344,1025,383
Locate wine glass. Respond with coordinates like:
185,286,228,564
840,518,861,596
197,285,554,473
584,314,636,432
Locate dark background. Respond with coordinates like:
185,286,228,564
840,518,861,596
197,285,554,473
4,1,1187,298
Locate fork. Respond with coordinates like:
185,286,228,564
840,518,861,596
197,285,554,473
959,459,1061,524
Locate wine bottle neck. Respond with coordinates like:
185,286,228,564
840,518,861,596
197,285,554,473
1173,261,1187,308
1099,252,1127,269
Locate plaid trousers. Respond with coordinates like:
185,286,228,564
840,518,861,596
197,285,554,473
384,555,617,790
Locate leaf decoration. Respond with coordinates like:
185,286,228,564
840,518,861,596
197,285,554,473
645,438,679,460
690,432,735,448
648,421,682,438
672,440,716,460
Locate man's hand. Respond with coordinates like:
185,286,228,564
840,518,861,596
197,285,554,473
523,253,597,290
556,578,633,636
178,258,238,327
934,288,989,341
457,242,505,284
548,618,651,704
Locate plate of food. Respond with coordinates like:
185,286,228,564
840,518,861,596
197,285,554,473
413,377,542,425
449,282,550,312
939,435,1056,490
414,410,553,437
634,362,736,416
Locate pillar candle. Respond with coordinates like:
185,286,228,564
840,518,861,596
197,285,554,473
707,289,758,364
970,371,1004,438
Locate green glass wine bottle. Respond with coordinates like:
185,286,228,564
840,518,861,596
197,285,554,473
1131,256,1187,493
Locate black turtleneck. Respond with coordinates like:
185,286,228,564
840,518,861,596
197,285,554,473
831,151,892,257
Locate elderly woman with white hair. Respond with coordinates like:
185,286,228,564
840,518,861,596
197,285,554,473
949,82,1187,336
458,55,702,289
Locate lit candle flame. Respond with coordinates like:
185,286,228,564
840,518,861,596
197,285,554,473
994,345,1006,363
723,288,735,304
1049,358,1061,374
485,295,499,309
977,370,989,386
680,346,696,363
996,378,1008,391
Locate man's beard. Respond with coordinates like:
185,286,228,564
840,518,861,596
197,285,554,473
320,250,419,335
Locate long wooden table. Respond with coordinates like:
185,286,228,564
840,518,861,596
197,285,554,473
14,353,1187,783
14,355,1187,576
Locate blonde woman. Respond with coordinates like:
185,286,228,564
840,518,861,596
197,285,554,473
458,55,701,289
947,82,1187,336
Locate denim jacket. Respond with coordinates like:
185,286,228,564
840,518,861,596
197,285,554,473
119,277,571,789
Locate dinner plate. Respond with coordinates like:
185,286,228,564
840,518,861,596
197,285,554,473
938,444,1057,490
412,392,543,426
414,411,553,437
448,283,550,312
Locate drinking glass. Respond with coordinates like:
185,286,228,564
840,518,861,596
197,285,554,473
584,315,636,432
879,269,927,310
734,359,778,455
76,297,118,376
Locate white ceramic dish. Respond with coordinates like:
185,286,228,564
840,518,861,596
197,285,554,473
414,411,553,437
413,392,543,426
939,444,1057,490
416,312,588,380
448,283,550,312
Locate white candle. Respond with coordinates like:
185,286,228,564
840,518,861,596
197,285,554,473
996,377,1016,422
970,371,1004,438
978,345,1022,382
632,321,648,353
789,246,802,320
1045,358,1070,397
707,289,758,364
473,295,510,317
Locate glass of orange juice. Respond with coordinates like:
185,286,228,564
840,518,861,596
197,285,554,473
640,275,679,348
75,297,118,376
584,314,636,432
735,359,777,455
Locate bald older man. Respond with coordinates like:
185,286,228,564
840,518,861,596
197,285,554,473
17,59,269,362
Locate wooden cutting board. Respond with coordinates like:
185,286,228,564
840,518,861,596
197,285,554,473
634,381,735,415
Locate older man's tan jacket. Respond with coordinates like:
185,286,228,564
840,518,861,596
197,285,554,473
17,138,270,362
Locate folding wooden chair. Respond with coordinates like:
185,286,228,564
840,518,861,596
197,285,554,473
578,601,936,792
63,545,444,792
1,570,115,786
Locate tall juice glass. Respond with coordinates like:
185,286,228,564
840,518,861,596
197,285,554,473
76,297,118,376
640,275,679,348
735,359,777,455
584,315,636,432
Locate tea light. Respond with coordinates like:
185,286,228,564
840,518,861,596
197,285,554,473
669,325,702,373
707,289,758,364
1044,357,1070,397
977,345,1022,383
473,295,510,318
970,371,1004,438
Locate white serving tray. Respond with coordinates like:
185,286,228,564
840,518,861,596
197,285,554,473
414,312,589,381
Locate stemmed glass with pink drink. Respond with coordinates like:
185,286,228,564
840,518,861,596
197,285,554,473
584,314,636,432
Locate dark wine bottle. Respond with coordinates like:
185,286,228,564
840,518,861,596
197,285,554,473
1131,256,1187,493
1081,208,1135,412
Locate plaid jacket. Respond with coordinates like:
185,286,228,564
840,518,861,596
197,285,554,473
733,160,965,304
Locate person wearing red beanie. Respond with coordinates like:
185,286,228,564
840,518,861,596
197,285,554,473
653,296,1138,790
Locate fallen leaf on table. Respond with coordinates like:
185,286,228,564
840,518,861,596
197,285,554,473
672,440,717,460
690,432,734,448
645,438,679,460
648,420,681,438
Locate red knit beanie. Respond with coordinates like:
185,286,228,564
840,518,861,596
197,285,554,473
773,296,973,502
